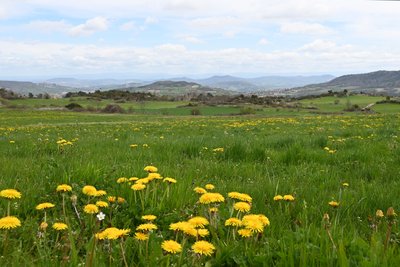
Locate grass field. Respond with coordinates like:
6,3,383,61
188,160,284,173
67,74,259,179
1,99,400,266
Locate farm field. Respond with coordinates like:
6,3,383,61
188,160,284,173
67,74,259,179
1,106,400,266
2,95,400,116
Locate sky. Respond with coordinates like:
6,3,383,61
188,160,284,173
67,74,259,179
1,0,400,80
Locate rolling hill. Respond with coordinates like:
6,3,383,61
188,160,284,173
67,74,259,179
123,80,232,96
285,70,400,96
0,80,74,95
194,75,334,91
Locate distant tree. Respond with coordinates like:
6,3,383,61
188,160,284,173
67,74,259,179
28,92,34,98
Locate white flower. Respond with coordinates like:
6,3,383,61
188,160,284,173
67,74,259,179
96,212,106,221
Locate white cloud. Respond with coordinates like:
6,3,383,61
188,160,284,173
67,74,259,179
180,35,203,44
223,31,237,38
280,22,332,35
2,0,400,76
69,17,109,37
144,16,158,24
26,20,71,33
299,40,340,52
1,40,400,77
258,38,269,45
120,21,137,31
188,16,240,29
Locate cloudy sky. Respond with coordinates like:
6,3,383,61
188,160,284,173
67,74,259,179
1,0,400,79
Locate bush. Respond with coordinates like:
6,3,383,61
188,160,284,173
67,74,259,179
191,108,201,115
65,103,84,111
102,104,125,113
239,107,256,115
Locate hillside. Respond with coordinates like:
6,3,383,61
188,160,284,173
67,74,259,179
285,70,400,96
0,80,74,95
122,80,233,96
46,78,143,89
195,75,334,91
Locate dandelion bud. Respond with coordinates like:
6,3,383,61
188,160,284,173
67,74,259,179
376,209,384,218
70,194,78,205
323,213,330,221
40,222,48,230
386,207,397,219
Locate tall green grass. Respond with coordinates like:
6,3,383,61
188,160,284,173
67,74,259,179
0,111,399,266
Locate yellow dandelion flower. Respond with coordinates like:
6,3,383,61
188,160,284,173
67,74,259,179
234,202,251,213
273,195,283,201
136,223,157,232
147,173,162,180
283,195,295,201
212,147,224,152
205,184,215,190
342,182,349,187
199,192,225,204
188,216,209,228
194,187,207,194
96,201,109,208
239,193,252,203
117,197,126,204
84,204,99,214
169,221,192,232
96,227,130,240
36,202,55,210
243,219,264,233
144,166,158,173
238,228,253,238
163,177,177,184
258,214,270,226
117,177,129,183
192,240,215,256
131,183,146,191
0,216,21,229
134,232,149,241
53,222,68,231
136,178,151,184
161,240,182,254
242,214,267,233
82,185,97,196
197,228,210,237
225,218,242,227
376,209,384,218
95,190,107,197
142,215,157,221
56,184,72,192
183,225,198,237
328,201,339,208
130,144,138,148
0,189,22,199
129,177,139,182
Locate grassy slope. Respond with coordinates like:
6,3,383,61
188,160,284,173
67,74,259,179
1,109,400,265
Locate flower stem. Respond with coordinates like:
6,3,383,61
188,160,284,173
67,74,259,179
120,239,128,267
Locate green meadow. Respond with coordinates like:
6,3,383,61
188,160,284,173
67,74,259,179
1,97,400,266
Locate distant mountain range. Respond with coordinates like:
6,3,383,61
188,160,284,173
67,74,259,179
2,71,400,97
0,75,335,95
285,70,400,96
0,80,74,95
